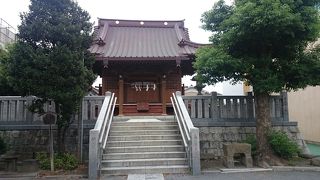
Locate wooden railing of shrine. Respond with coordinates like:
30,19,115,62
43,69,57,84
171,91,200,175
182,92,289,126
88,92,117,179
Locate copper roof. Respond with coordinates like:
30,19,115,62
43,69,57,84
89,19,205,61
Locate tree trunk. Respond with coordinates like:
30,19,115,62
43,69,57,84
255,92,272,167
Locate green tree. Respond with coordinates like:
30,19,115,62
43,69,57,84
0,48,11,95
0,46,18,95
8,0,96,152
195,0,320,165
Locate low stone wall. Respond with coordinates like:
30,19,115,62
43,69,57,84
198,123,307,159
0,124,93,160
0,122,307,162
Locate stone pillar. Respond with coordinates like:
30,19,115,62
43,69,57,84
88,129,99,179
247,92,254,119
211,91,218,121
190,127,201,175
118,76,124,116
161,75,167,115
26,96,34,122
281,91,289,121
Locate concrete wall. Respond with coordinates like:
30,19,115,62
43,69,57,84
198,125,306,159
288,86,320,142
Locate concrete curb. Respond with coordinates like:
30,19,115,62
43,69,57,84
0,172,38,178
37,174,87,179
220,168,272,173
202,166,320,174
202,168,272,174
272,166,320,172
0,172,88,179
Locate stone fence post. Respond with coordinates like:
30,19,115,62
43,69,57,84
247,92,254,119
281,91,289,121
88,129,99,179
190,127,201,175
210,92,218,121
26,96,35,122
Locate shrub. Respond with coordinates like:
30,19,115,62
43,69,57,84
59,153,78,170
36,152,78,170
268,130,300,159
243,134,257,156
0,137,7,155
35,152,50,170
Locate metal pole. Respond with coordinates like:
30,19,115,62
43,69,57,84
80,108,84,162
50,124,54,171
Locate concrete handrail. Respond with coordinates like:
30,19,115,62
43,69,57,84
171,91,200,175
88,92,116,179
171,97,188,148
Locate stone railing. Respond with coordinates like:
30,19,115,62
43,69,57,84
0,96,105,125
89,92,117,179
81,96,105,122
171,92,200,175
182,92,289,126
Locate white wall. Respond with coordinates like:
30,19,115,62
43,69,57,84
288,86,320,142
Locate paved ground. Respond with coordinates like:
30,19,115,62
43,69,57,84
127,174,164,180
2,171,320,179
165,171,320,180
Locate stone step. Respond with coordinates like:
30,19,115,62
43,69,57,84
111,125,179,131
109,130,180,136
112,121,177,126
101,165,189,175
102,152,187,160
102,158,187,167
108,135,182,141
113,116,175,121
107,140,183,147
105,145,185,153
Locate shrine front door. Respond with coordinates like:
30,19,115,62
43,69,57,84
125,79,161,104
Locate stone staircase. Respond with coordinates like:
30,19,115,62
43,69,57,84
100,116,189,175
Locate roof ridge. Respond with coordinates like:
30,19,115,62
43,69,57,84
98,18,185,28
98,18,185,23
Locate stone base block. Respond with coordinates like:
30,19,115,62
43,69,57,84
222,143,253,168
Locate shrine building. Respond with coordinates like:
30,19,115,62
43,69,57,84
90,19,203,115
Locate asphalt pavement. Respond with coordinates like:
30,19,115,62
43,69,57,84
2,170,320,179
164,171,320,180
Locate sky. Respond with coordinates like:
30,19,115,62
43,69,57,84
0,0,232,93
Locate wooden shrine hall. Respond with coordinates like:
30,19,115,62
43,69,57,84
90,19,203,115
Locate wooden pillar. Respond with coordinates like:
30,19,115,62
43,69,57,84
161,75,167,115
101,76,106,95
119,76,124,116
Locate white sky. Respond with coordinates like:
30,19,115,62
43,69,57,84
0,0,227,93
